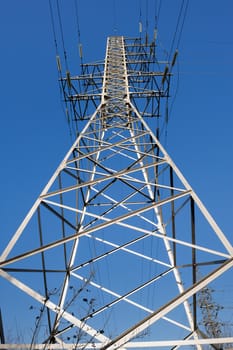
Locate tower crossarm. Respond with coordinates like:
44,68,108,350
59,36,171,127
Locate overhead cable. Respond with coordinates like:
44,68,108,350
154,0,162,29
49,0,59,56
176,0,189,49
49,0,73,139
56,0,69,71
168,0,189,62
74,0,84,62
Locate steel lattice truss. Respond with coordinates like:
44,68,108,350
0,36,233,349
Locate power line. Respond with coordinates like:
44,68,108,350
145,0,149,37
74,0,84,65
154,0,162,29
139,0,142,37
168,0,189,61
49,0,74,140
48,0,59,56
159,0,189,145
56,0,69,71
74,0,81,43
176,0,189,49
168,0,189,119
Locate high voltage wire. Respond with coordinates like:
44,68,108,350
159,0,189,147
74,0,84,65
48,0,59,56
136,0,189,144
168,0,189,61
56,0,69,72
48,0,77,140
74,0,81,44
176,0,189,50
154,0,162,29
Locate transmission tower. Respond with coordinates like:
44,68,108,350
0,35,233,349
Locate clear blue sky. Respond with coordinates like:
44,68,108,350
0,0,232,341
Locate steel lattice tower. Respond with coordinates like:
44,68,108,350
0,36,233,349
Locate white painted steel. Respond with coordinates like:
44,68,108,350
0,269,109,343
98,259,233,350
1,337,233,349
1,36,232,349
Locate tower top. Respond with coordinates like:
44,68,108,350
59,35,170,136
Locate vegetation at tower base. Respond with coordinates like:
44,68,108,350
0,34,232,350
